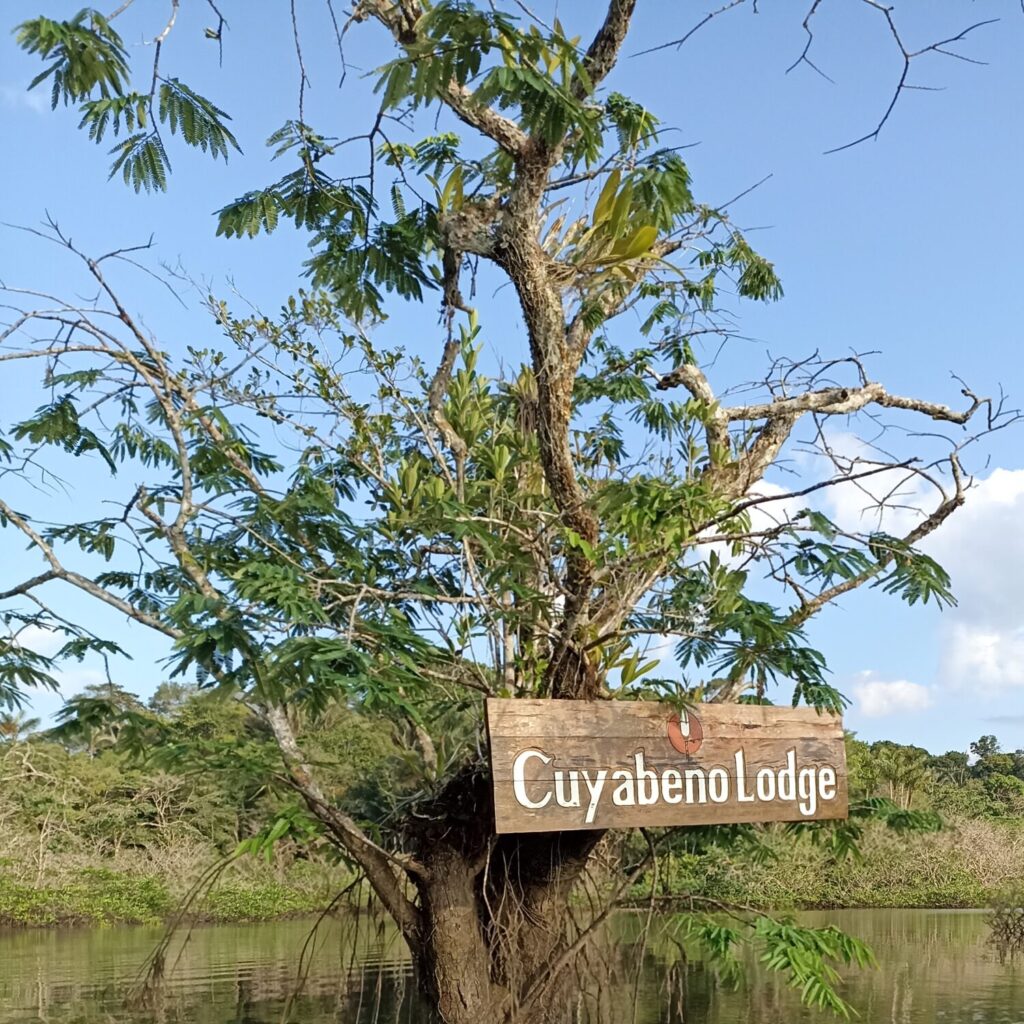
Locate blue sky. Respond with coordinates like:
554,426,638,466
2,1,1023,754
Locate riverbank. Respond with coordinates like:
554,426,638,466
0,870,327,927
0,833,343,927
635,816,1024,912
4,816,1023,927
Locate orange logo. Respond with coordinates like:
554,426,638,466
667,709,703,756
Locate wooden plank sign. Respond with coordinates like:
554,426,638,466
485,699,847,834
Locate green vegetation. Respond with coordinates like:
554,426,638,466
640,817,1024,912
626,734,1024,912
0,683,390,926
4,694,1023,927
4,3,1015,1021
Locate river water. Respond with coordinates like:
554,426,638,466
0,909,1021,1023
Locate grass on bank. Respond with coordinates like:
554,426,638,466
3,816,1024,927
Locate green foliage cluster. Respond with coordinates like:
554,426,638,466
648,820,996,912
848,732,1024,817
6,698,1023,928
623,732,1024,916
0,682,408,926
201,882,321,923
16,9,238,192
0,869,170,926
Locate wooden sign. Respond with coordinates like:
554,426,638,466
485,699,847,834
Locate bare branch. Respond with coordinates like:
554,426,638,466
825,8,997,154
631,1,996,153
656,378,989,427
785,0,834,83
444,82,529,155
631,0,747,58
0,571,59,602
653,362,729,454
786,454,967,629
0,496,181,640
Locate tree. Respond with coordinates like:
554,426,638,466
971,735,1001,761
0,711,41,744
929,750,970,788
872,743,930,810
147,681,198,716
974,752,1017,779
3,4,1017,1022
50,682,145,755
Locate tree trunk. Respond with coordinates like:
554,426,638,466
416,846,502,1023
408,771,605,1024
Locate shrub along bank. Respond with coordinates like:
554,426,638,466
638,816,1024,911
0,845,339,927
4,815,1022,927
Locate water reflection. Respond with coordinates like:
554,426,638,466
0,910,1021,1023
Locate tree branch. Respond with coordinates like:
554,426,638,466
353,0,527,155
574,0,638,99
824,6,997,154
443,81,528,155
658,373,989,428
786,454,966,630
0,496,183,640
0,571,59,602
262,704,425,949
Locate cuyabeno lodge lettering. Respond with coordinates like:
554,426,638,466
511,747,838,826
486,699,848,834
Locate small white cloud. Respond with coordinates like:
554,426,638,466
944,621,1024,692
12,625,64,657
852,671,933,718
922,468,1024,693
0,84,49,114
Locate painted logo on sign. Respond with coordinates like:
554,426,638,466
667,709,703,756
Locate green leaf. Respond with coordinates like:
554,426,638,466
593,169,622,224
610,224,658,260
108,132,170,192
17,10,129,107
158,78,240,159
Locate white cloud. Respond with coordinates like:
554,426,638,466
944,623,1024,691
746,479,807,532
801,431,932,538
920,468,1024,693
705,456,1024,699
852,671,933,718
792,455,1024,698
0,84,49,115
12,624,65,658
946,618,1024,692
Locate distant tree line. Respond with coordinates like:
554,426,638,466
2,687,1021,871
846,734,1024,816
0,683,407,860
